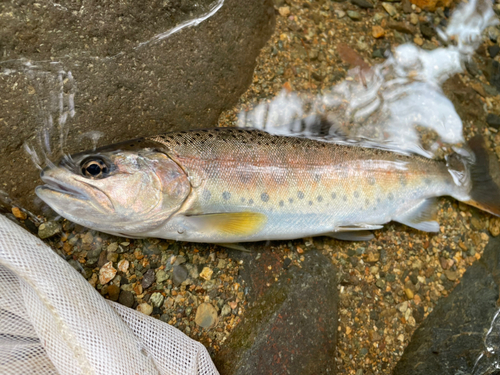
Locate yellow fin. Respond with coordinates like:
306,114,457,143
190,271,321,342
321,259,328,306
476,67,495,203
188,212,267,236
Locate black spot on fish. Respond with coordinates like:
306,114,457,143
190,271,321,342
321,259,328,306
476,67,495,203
368,177,376,185
309,201,313,206
365,199,369,206
399,175,407,187
279,200,284,207
354,191,360,198
222,191,231,200
297,191,305,199
317,196,323,202
202,190,211,201
377,198,381,203
289,198,294,204
261,193,270,202
424,178,431,185
332,193,337,200
388,193,394,200
343,196,347,201
241,197,246,203
248,198,254,205
314,173,321,183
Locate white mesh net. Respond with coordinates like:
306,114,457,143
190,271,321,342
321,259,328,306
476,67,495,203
0,214,219,375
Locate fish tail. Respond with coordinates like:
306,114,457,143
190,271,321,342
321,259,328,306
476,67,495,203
451,136,500,216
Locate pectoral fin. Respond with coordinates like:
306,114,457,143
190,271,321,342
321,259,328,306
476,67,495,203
186,212,267,236
394,198,440,232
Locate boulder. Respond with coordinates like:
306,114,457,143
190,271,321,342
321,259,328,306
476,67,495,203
0,0,275,212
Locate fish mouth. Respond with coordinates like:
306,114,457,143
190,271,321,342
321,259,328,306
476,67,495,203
38,176,88,201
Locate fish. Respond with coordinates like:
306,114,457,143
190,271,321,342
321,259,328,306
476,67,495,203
35,128,500,243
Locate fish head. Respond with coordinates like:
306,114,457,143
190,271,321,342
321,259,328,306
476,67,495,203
36,143,190,236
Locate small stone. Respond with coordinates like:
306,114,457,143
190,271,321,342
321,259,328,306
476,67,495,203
351,0,374,8
412,259,423,270
278,6,290,17
195,303,218,328
99,262,117,285
173,255,187,266
172,265,189,287
487,114,500,129
347,10,362,21
376,279,386,289
156,270,169,283
82,232,93,245
410,13,418,25
38,221,61,239
200,267,214,281
107,284,120,301
372,26,385,38
370,331,382,341
335,10,346,18
137,303,153,316
420,22,436,39
489,217,500,237
402,0,412,13
444,269,458,281
471,217,484,231
221,304,231,317
118,290,135,307
370,266,379,275
106,252,118,263
489,45,500,58
481,232,490,241
107,242,119,252
414,36,424,45
150,292,164,307
440,257,450,270
405,288,414,299
382,3,397,17
11,207,27,220
118,259,129,273
142,268,156,289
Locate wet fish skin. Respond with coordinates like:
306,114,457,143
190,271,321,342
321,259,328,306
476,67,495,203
36,128,500,242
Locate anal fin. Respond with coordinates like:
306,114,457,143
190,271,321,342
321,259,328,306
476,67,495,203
215,243,252,252
394,198,440,232
186,212,267,237
325,231,375,241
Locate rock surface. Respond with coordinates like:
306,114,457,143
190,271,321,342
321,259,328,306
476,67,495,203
215,250,338,375
0,0,275,212
393,236,500,375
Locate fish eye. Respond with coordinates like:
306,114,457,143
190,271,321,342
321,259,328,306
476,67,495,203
80,158,109,179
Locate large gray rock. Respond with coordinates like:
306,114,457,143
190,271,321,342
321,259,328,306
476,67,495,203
0,0,275,212
215,250,338,375
393,236,500,375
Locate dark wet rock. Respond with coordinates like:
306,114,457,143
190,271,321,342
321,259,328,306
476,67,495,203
388,21,416,35
0,0,275,213
107,284,121,301
350,0,374,9
347,10,362,20
489,45,500,58
37,221,60,239
491,61,500,92
172,265,189,287
393,236,500,375
215,250,338,375
118,290,135,308
141,268,156,289
420,22,436,39
465,59,481,77
487,113,500,129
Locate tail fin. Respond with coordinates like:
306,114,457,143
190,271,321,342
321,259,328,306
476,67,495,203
464,136,500,217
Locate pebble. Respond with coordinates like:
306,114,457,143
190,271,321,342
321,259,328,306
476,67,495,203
489,217,500,237
150,292,164,308
11,207,27,220
489,45,500,58
335,10,346,18
444,270,458,281
200,267,214,281
487,113,500,129
347,11,362,21
221,304,232,317
156,269,169,283
404,288,414,299
278,6,290,17
82,232,93,246
118,259,129,273
195,303,218,328
118,290,135,308
351,0,374,9
372,26,385,38
137,303,153,316
413,36,423,46
172,265,189,286
107,284,120,301
382,3,397,17
38,221,61,239
410,13,418,25
99,262,117,285
420,22,436,39
107,242,119,252
141,268,156,289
